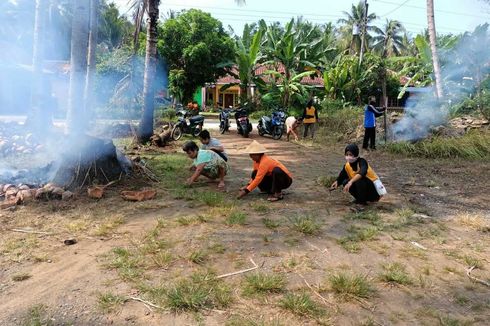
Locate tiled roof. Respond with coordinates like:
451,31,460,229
214,64,324,87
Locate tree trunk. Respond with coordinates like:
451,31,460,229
427,0,443,98
84,0,99,124
67,0,90,134
27,0,50,133
137,0,160,143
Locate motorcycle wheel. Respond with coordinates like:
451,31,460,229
219,121,226,134
171,125,183,140
272,127,283,140
243,130,249,138
258,126,265,136
192,125,202,137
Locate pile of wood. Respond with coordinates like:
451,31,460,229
150,124,172,147
449,115,489,131
0,183,74,209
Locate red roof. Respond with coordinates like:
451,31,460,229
214,64,324,87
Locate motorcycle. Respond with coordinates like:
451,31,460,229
219,106,233,134
171,110,205,140
234,107,252,138
257,109,287,140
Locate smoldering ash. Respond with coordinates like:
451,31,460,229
392,24,490,142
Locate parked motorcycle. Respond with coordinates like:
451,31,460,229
234,107,252,138
257,109,287,140
219,106,233,134
171,110,205,140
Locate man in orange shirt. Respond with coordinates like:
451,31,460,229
237,141,293,202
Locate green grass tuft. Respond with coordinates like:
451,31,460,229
226,211,247,225
243,272,286,295
279,292,326,318
189,250,208,265
288,215,321,235
379,262,412,285
328,272,374,300
262,217,281,229
97,292,125,313
164,271,232,312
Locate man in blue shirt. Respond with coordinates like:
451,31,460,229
363,100,385,150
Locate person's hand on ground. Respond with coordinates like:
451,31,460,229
330,181,338,190
237,189,247,199
189,165,196,171
343,181,353,193
185,178,193,186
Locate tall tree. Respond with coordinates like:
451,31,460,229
137,0,160,142
372,19,406,106
27,0,49,132
84,0,99,121
67,0,90,134
427,0,443,98
338,1,377,55
160,9,235,105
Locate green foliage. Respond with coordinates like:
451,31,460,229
160,9,235,103
22,305,53,326
97,292,125,313
385,131,490,159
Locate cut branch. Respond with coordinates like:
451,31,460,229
216,258,259,279
466,266,490,287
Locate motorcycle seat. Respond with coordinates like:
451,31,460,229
190,115,205,124
262,116,272,123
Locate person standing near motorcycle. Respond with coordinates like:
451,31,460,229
183,141,229,189
199,130,228,162
237,141,293,202
302,99,319,139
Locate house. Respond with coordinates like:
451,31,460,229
202,64,325,110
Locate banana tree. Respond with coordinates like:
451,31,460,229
225,22,265,103
262,70,316,108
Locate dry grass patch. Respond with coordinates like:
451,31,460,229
12,272,31,282
226,315,285,326
262,217,281,229
92,214,125,237
226,210,247,225
455,213,490,232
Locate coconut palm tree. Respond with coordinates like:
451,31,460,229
427,0,443,98
67,0,90,134
84,0,99,121
372,20,405,57
337,1,377,55
26,0,48,132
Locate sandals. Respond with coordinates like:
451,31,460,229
267,194,284,202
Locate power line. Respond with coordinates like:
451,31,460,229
372,0,490,19
380,0,412,17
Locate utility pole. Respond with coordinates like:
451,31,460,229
359,0,368,67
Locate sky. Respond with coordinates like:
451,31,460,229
112,0,490,36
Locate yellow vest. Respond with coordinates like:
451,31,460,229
304,106,317,124
344,161,378,182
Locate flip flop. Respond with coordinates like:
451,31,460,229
267,195,283,202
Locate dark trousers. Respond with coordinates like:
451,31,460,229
363,127,376,149
251,167,292,194
303,123,315,138
343,177,380,204
211,149,228,162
